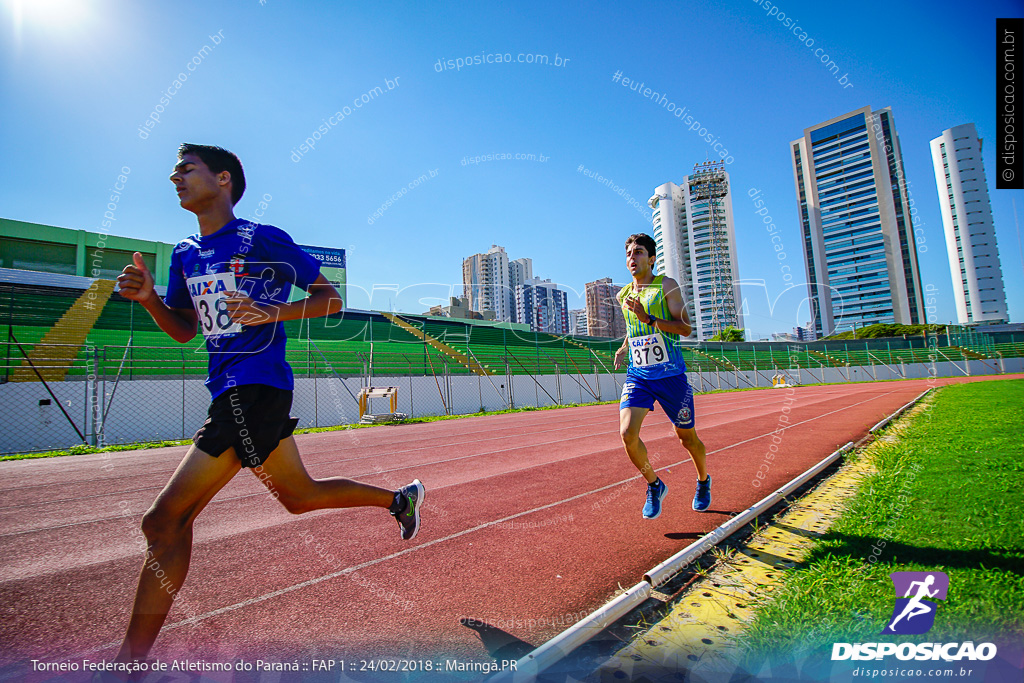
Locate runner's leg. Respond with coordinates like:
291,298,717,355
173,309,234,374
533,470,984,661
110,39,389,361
620,406,657,484
675,426,707,480
116,444,242,662
254,436,394,513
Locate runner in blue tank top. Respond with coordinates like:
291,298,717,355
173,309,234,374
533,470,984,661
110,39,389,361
614,234,710,519
113,144,424,665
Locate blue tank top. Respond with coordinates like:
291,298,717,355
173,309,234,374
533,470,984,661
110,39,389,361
164,219,322,398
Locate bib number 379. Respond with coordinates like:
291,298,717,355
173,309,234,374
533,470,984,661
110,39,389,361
186,272,242,338
630,333,668,368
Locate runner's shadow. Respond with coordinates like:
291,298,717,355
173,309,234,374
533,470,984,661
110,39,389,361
803,533,1024,576
772,522,829,540
460,617,534,661
665,531,701,541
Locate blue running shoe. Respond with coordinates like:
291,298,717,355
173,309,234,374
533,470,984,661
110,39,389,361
642,478,667,519
692,475,711,512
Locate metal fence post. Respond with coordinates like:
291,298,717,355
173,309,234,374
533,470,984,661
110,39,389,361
555,363,562,405
408,358,415,418
181,347,186,439
83,355,90,445
91,346,101,446
507,361,514,409
4,284,12,384
445,359,452,415
129,302,135,381
534,331,541,405
98,345,106,446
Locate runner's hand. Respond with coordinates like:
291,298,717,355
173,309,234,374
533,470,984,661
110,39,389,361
223,291,276,326
614,345,627,369
117,252,155,304
623,295,649,323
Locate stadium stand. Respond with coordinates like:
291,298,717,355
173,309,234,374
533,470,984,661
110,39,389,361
3,271,1023,386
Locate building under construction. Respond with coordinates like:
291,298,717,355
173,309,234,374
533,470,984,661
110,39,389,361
649,161,743,341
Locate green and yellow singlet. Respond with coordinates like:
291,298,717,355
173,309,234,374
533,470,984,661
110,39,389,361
617,275,686,379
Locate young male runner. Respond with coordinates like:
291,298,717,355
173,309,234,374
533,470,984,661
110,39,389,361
114,144,423,663
613,233,710,518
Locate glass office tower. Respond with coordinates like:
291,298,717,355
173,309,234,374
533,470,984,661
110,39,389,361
791,106,924,336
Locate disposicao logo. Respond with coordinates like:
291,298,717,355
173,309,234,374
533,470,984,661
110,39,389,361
884,571,948,635
831,571,998,662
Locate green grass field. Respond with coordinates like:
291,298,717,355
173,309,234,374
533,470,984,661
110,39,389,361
742,379,1024,652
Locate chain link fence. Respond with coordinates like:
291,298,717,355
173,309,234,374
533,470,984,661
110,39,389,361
0,337,627,455
3,323,1022,456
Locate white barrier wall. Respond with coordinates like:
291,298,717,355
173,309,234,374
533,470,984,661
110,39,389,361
1,380,91,454
2,358,1018,455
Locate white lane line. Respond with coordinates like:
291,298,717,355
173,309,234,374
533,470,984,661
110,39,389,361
72,387,900,659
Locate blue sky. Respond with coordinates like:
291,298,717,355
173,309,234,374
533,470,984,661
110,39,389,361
1,0,1021,338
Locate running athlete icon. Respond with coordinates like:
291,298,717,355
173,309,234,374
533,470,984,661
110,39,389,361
887,575,939,632
114,144,424,664
613,233,710,518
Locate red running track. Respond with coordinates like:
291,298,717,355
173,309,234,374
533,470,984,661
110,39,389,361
0,375,1016,675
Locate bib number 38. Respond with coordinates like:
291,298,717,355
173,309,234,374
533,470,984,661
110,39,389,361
186,272,242,338
630,333,668,368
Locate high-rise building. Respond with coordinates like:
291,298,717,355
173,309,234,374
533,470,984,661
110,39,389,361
649,161,742,341
507,257,533,323
568,308,588,336
508,258,533,290
517,277,568,334
930,123,1008,324
462,245,513,322
791,106,924,336
585,277,626,338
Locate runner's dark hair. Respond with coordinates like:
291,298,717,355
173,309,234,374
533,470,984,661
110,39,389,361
178,143,246,205
625,233,657,260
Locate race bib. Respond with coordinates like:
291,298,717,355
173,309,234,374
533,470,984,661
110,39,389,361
186,272,241,339
629,333,669,368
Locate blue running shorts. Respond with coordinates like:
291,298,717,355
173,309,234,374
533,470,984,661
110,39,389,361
619,372,695,429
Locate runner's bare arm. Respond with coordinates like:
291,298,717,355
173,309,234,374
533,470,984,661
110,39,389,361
614,337,629,369
653,277,692,337
224,273,342,326
117,253,198,343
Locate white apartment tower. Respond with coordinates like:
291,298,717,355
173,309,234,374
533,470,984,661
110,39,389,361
649,162,743,341
930,123,1008,324
791,106,925,336
507,257,534,323
568,309,588,336
462,245,513,322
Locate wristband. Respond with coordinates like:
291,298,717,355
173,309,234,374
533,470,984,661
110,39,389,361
647,315,657,326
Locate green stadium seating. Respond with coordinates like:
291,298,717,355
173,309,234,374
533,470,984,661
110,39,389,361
3,284,1023,384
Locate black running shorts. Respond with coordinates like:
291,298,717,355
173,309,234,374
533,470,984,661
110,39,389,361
193,384,298,468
